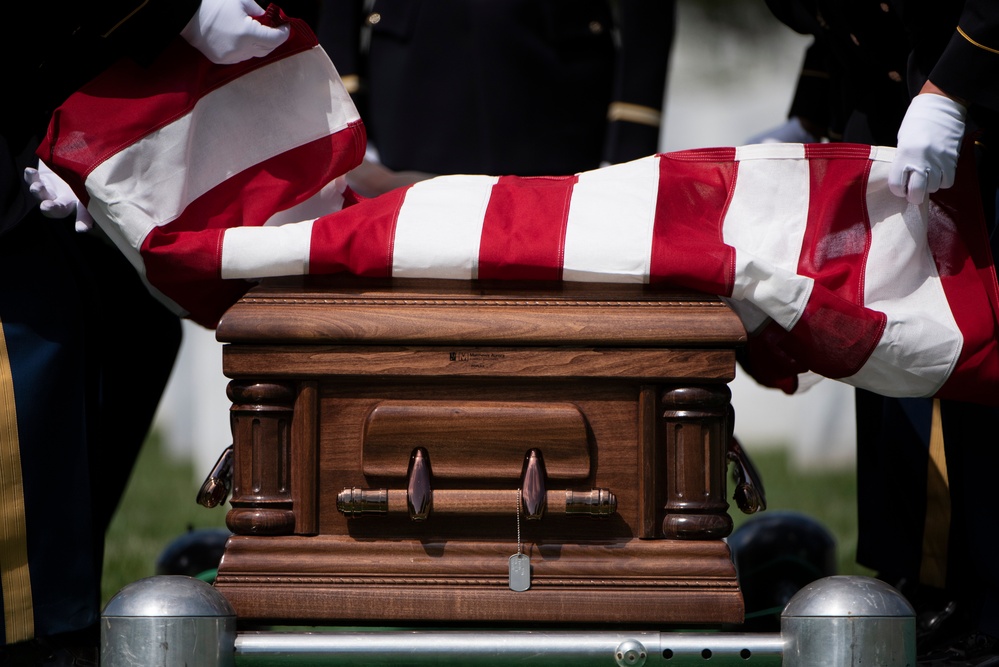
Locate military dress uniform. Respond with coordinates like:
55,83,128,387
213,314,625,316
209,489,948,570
767,0,999,658
0,1,197,660
316,0,674,176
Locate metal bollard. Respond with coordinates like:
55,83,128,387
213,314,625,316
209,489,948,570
782,575,916,666
101,575,236,666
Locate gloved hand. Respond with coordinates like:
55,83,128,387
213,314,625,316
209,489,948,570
181,0,290,65
889,92,967,205
23,161,95,232
745,117,818,145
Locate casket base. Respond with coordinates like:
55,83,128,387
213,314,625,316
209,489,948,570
216,535,743,625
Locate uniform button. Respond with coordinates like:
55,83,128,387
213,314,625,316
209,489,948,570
589,21,604,34
850,33,860,46
888,71,902,82
367,12,381,25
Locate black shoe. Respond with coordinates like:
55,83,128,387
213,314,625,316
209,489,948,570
918,599,970,654
918,632,999,666
0,640,97,666
877,575,969,655
0,626,98,667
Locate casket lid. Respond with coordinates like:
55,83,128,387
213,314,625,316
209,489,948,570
216,276,746,348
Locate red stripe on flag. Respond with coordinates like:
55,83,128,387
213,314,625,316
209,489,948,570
308,186,408,278
650,148,737,294
141,226,246,328
769,145,884,379
139,126,364,328
732,144,888,390
740,319,809,395
38,16,320,199
781,285,887,380
739,285,888,392
478,175,576,281
800,144,873,302
927,146,999,403
155,124,363,239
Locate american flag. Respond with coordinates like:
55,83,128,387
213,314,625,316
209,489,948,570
38,14,999,405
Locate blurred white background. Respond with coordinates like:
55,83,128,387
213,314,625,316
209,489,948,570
153,1,856,482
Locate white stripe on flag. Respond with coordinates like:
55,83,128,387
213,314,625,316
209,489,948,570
844,156,962,397
392,175,498,279
86,46,359,249
562,156,659,283
726,144,812,329
734,143,807,161
221,219,315,279
263,176,348,226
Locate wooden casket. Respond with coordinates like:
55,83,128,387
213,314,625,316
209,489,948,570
212,276,749,627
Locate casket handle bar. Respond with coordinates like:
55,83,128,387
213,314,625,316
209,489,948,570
728,435,767,515
197,445,234,508
337,447,617,520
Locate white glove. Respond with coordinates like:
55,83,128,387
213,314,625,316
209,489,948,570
889,93,967,205
745,117,818,145
181,0,290,65
24,162,94,232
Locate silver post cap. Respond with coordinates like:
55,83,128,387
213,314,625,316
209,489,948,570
103,575,235,618
782,575,915,618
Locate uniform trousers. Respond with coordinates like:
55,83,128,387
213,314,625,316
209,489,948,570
0,213,180,644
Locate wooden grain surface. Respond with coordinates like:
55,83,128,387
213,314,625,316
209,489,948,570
215,277,745,627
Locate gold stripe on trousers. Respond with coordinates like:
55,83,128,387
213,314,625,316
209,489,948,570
0,321,34,643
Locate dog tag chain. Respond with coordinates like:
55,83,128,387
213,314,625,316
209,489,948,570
508,489,531,591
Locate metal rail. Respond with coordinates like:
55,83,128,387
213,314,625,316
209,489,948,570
234,629,784,666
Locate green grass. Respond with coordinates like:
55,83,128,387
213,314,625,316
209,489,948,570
101,436,870,606
730,448,874,578
102,433,228,605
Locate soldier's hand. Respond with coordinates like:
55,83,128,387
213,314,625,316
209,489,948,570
24,161,94,232
181,0,290,65
889,86,966,205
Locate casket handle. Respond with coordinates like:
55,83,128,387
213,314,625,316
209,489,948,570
197,445,234,508
336,487,618,519
337,447,616,520
727,436,767,514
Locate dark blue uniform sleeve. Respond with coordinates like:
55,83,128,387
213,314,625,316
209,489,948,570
929,1,999,111
602,0,676,164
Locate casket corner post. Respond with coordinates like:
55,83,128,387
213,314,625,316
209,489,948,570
213,287,323,610
658,383,736,541
222,378,319,538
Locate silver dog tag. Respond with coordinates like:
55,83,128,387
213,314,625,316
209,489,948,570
508,553,531,592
